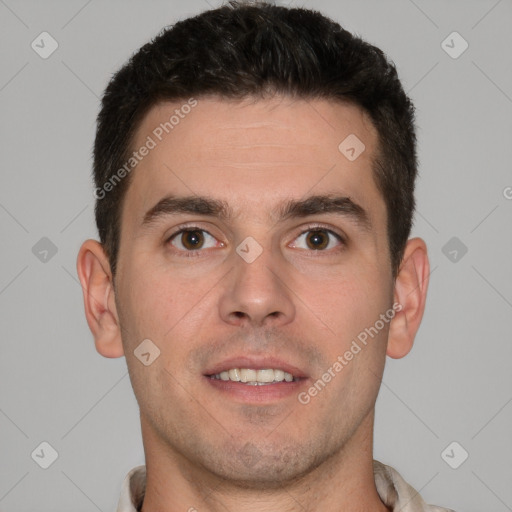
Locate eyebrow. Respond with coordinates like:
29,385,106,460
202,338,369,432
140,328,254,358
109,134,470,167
142,196,232,226
278,195,371,231
142,194,371,231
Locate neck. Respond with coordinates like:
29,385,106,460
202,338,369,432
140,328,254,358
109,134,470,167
139,410,390,512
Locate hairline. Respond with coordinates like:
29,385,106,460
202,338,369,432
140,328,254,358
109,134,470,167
111,92,394,277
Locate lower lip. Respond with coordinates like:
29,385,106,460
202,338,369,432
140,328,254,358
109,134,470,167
204,376,307,403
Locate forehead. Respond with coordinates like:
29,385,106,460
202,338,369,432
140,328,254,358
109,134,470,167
124,95,383,225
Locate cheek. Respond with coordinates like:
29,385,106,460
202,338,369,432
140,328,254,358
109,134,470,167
304,267,390,344
117,269,198,404
116,261,175,345
118,258,217,351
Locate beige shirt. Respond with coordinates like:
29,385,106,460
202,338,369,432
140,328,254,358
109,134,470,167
116,460,455,511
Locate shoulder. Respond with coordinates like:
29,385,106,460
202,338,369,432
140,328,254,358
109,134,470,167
373,460,456,512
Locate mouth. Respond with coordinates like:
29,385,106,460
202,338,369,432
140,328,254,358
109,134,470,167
208,368,299,385
203,357,308,402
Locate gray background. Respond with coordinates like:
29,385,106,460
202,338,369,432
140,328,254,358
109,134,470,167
1,0,511,511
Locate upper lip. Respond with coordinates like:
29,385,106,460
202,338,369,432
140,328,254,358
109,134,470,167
204,356,308,379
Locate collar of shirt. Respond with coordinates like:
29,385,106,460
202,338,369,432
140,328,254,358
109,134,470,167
115,460,455,512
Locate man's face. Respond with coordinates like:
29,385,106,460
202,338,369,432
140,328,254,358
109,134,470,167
114,96,394,485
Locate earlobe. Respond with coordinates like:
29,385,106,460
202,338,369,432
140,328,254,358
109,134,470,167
386,237,430,359
76,240,125,358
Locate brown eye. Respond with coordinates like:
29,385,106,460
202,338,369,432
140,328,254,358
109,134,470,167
290,228,343,251
169,228,218,251
305,230,329,250
180,230,204,250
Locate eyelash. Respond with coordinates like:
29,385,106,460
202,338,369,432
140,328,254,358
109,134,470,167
165,224,220,258
165,223,346,257
296,223,346,251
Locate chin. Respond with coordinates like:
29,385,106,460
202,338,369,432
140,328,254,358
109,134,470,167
196,439,330,490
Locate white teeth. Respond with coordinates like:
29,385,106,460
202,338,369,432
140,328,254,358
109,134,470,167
211,368,296,384
274,369,285,382
257,369,275,383
228,369,241,381
240,369,257,383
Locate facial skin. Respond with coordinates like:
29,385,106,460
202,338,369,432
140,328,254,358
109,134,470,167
78,96,429,512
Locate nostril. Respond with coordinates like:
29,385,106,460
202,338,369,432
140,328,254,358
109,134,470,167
232,310,280,320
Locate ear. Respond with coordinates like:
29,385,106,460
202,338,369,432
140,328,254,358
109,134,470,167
76,239,124,358
387,237,430,359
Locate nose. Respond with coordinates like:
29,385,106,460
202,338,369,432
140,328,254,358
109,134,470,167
218,243,296,328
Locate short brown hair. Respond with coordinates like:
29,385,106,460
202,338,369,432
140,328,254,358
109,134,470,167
93,1,417,278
